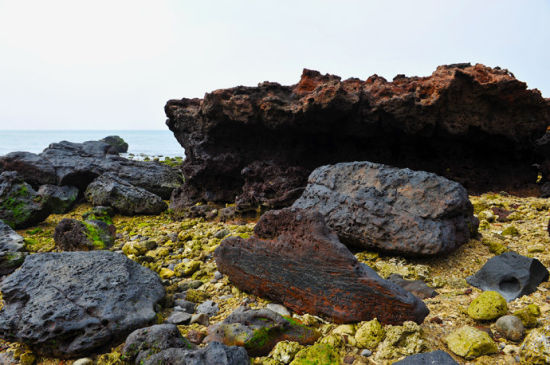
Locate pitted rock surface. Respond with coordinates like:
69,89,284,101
38,184,79,214
0,219,26,276
85,173,167,215
143,342,249,365
292,161,478,255
0,251,164,358
215,208,429,325
166,63,550,211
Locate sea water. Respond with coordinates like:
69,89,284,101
0,130,185,158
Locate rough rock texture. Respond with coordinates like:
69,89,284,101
0,219,26,276
292,161,478,255
53,218,115,251
166,64,550,211
466,252,549,301
393,350,459,364
38,184,79,214
100,135,128,153
0,171,51,229
142,342,249,365
445,326,498,359
387,274,438,299
215,208,429,325
0,251,165,358
0,140,181,198
122,324,194,364
205,306,319,356
85,173,167,215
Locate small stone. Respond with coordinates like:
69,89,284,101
393,351,459,364
290,343,340,365
214,271,223,280
513,304,541,328
159,267,175,280
166,311,191,325
174,299,196,314
495,315,525,341
185,289,209,303
355,318,385,350
186,329,206,345
467,291,508,320
196,300,219,317
174,260,201,277
520,325,550,364
502,225,520,236
360,349,372,357
214,229,231,239
375,321,425,360
445,326,498,359
267,303,291,317
269,341,303,364
73,358,94,365
190,313,210,326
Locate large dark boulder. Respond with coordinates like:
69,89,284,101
215,207,429,325
166,64,550,211
85,173,167,215
393,350,459,364
0,151,57,188
292,161,478,256
0,219,26,276
100,135,129,153
0,171,50,229
141,342,249,365
0,251,165,358
38,184,79,214
53,218,115,251
466,252,549,301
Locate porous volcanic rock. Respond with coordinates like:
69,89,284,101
85,173,167,215
100,135,128,153
215,208,429,325
0,171,51,229
0,219,26,276
38,184,79,214
166,63,550,211
466,252,549,301
292,161,478,255
0,251,165,358
53,218,115,251
393,350,459,364
0,140,181,198
141,342,249,365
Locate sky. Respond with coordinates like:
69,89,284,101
0,0,549,130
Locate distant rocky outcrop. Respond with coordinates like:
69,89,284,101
0,251,165,358
215,207,429,325
292,161,478,255
100,135,129,153
166,63,550,211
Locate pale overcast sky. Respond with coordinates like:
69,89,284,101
0,0,549,130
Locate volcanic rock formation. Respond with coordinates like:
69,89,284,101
166,63,550,211
215,207,429,325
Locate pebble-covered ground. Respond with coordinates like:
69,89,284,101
1,192,550,364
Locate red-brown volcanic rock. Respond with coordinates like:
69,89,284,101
214,208,429,325
166,63,550,211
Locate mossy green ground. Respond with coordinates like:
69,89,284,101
2,192,550,364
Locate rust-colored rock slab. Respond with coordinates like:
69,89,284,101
214,208,429,325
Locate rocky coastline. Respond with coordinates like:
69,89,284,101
1,64,550,364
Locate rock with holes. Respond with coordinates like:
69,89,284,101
53,218,115,251
37,184,79,214
292,161,478,256
0,219,26,276
0,151,57,188
393,350,459,364
0,251,164,358
466,252,549,301
215,208,429,325
85,173,167,215
142,342,249,365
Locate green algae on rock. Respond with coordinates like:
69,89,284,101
289,343,340,365
514,304,542,328
375,321,426,360
355,318,385,350
467,291,508,320
520,325,550,364
445,326,498,359
269,340,303,364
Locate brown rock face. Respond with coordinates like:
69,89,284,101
166,63,550,210
214,208,429,325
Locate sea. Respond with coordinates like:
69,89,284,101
0,130,185,159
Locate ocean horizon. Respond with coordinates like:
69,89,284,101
0,130,185,158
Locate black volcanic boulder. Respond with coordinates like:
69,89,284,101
53,218,115,251
141,342,249,365
0,219,26,276
215,207,429,325
166,64,550,211
0,251,165,358
292,161,478,256
466,252,549,301
100,135,129,153
85,173,167,215
38,184,79,214
393,351,459,364
0,171,50,229
0,151,57,188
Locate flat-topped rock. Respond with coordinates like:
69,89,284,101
292,161,478,255
0,251,164,358
215,208,429,325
